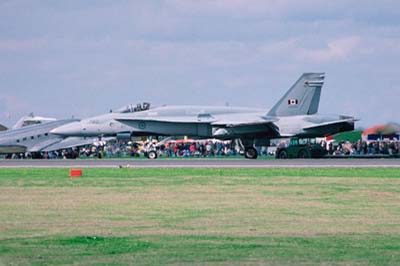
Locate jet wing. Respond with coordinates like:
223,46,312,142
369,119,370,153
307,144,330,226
211,115,280,138
116,113,280,138
116,116,211,124
211,115,278,127
116,114,278,126
27,137,64,152
42,137,114,152
26,136,114,152
0,124,7,131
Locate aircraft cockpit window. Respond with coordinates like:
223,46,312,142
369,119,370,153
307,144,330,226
134,102,151,112
22,121,41,127
115,102,151,113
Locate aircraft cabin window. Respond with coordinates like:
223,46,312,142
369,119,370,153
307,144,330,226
23,137,27,141
37,134,41,138
44,133,49,136
31,136,34,140
16,139,20,143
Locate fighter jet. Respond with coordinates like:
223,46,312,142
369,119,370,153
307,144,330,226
51,73,356,159
0,116,111,155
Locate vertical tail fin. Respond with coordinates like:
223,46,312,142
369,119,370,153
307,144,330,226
268,73,324,117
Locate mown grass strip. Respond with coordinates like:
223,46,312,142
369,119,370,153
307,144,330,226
1,234,399,266
0,167,400,179
0,167,399,188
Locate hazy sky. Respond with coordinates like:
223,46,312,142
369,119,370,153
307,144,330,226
1,0,399,128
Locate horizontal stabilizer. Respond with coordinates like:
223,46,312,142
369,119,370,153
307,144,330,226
303,118,357,131
303,117,357,136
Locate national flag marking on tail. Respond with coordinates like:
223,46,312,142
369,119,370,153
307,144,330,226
288,99,298,105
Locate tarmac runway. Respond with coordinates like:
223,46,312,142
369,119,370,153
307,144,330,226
0,158,400,168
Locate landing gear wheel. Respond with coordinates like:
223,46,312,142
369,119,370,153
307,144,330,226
244,147,258,159
147,151,158,160
277,150,288,159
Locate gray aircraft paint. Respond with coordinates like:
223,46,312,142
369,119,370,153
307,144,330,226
12,114,57,130
0,114,55,134
51,73,356,157
0,119,77,153
268,73,324,117
0,118,110,154
51,106,272,137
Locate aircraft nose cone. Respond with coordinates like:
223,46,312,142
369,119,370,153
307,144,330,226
50,122,81,136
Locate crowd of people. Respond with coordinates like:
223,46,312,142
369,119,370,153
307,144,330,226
102,139,244,158
325,139,400,156
98,138,400,158
2,138,400,159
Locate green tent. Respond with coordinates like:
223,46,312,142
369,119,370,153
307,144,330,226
330,130,362,143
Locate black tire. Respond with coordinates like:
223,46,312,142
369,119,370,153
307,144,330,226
298,149,310,159
277,149,288,159
147,151,158,160
244,147,258,159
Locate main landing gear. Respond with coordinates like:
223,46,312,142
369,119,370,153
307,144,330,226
241,138,269,160
244,147,258,159
147,150,158,159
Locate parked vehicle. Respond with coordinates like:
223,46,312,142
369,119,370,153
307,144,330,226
276,138,327,159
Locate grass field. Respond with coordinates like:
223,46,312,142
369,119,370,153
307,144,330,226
1,168,400,265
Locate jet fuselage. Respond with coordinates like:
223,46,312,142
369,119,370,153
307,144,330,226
50,105,354,139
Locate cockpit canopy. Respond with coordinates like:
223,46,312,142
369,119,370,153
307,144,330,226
113,102,151,113
12,114,57,130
